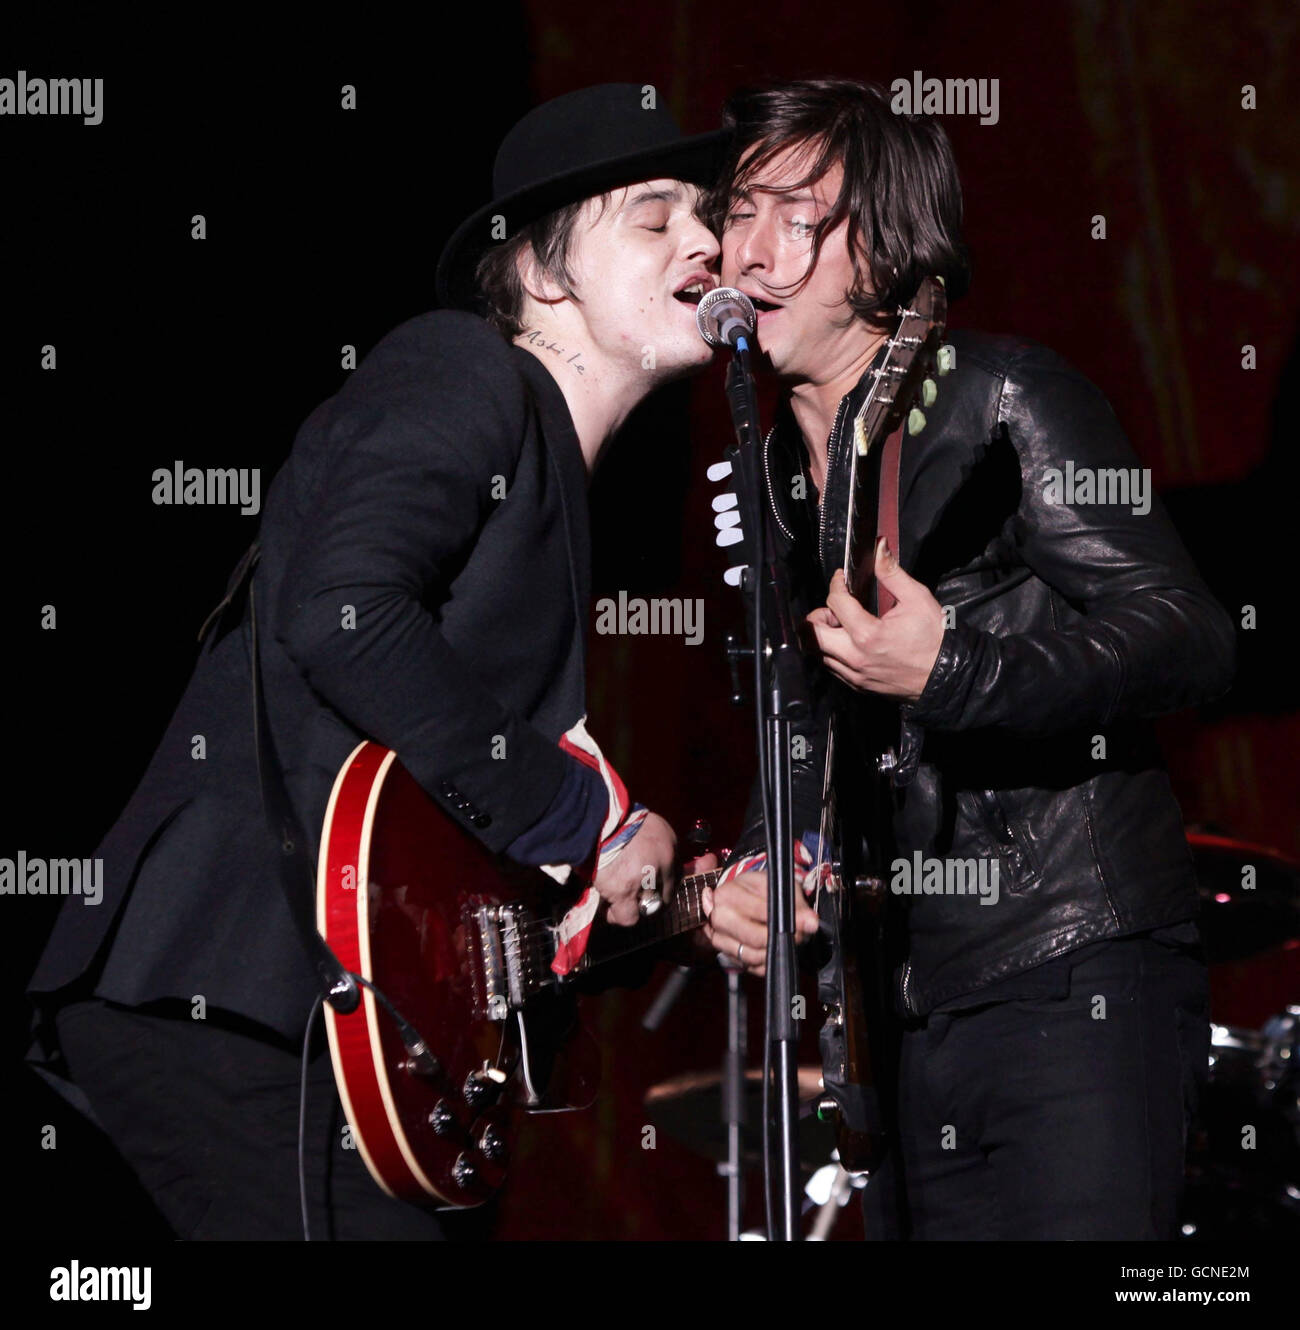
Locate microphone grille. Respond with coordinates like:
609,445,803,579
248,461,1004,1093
696,287,757,348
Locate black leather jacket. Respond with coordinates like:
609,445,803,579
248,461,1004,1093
728,329,1236,1018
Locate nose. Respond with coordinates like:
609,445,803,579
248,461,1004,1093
683,213,721,267
726,214,773,284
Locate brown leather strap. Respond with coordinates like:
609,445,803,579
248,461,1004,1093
875,421,904,614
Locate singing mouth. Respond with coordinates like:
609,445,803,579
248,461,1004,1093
672,274,716,306
738,288,782,313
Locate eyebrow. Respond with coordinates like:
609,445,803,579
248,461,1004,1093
730,189,819,206
623,186,682,209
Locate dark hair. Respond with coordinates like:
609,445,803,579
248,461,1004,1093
709,78,972,326
474,194,614,338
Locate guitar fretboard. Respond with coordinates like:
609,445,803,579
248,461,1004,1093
521,870,720,996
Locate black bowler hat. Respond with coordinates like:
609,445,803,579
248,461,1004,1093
435,83,729,310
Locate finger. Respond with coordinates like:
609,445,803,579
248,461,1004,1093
806,606,840,630
714,930,763,973
875,536,916,604
703,924,761,973
736,940,765,975
795,898,820,940
715,880,769,924
606,896,640,927
825,569,878,633
686,852,719,875
707,902,771,954
807,619,861,670
820,654,856,687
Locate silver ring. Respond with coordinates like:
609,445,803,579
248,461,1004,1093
638,885,662,917
737,943,744,963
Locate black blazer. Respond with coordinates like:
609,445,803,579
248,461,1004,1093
28,310,594,1041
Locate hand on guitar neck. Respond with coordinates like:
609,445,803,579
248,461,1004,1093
592,809,679,926
698,856,820,977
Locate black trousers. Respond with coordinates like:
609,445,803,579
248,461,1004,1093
54,997,448,1240
862,929,1210,1240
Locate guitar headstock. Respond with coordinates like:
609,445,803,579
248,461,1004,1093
843,276,952,596
853,276,950,454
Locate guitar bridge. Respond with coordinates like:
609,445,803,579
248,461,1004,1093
472,904,528,1020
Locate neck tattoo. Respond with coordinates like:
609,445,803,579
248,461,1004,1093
521,328,586,375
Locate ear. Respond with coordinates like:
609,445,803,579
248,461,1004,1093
515,247,569,308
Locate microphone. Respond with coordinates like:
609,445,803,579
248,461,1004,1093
696,287,757,350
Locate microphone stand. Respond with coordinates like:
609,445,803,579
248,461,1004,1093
719,334,808,1242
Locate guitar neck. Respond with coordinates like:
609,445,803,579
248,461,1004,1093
577,869,720,972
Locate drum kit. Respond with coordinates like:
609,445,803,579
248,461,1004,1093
1180,831,1300,1239
643,830,1300,1240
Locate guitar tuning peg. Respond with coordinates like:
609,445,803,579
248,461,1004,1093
907,407,926,436
707,460,733,482
921,377,937,408
936,344,956,376
716,528,744,548
711,492,739,512
714,511,741,530
723,564,746,586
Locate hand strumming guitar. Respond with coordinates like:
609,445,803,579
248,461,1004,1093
805,540,944,701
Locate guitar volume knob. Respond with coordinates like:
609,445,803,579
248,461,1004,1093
477,1125,507,1162
452,1153,477,1189
463,1064,506,1108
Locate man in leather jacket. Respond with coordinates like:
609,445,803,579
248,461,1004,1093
699,79,1235,1239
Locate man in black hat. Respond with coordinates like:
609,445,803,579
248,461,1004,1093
25,83,727,1240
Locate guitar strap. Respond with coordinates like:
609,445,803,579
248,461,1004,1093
874,421,924,788
875,421,905,615
199,542,360,1014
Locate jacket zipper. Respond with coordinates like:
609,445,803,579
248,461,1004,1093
817,395,852,569
761,425,795,544
762,396,853,561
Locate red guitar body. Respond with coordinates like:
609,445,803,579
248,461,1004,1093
317,741,598,1209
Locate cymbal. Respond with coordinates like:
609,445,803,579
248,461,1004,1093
1189,831,1300,963
644,1066,836,1170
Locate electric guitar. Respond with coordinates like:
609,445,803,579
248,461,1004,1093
316,740,719,1208
809,276,949,1172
